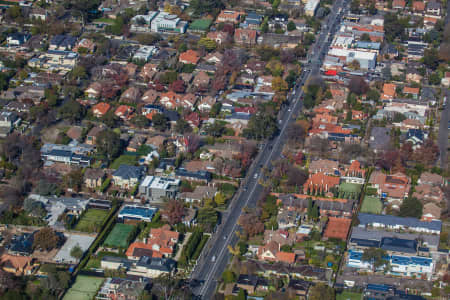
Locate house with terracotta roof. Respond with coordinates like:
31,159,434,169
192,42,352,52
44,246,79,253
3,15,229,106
126,226,179,259
234,29,257,46
160,91,181,109
303,172,340,195
216,10,244,24
369,171,411,208
185,112,201,127
352,110,365,120
257,241,296,264
403,87,420,99
92,102,111,118
421,203,441,221
382,83,396,100
179,50,200,65
115,105,134,120
0,254,36,276
312,112,338,125
412,1,425,12
126,242,162,260
392,0,406,9
341,160,366,184
146,225,179,257
323,217,351,240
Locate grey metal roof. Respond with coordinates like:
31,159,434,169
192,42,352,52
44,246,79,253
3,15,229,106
113,164,145,180
358,213,442,232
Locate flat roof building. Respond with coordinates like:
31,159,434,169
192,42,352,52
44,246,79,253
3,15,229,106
139,176,180,203
118,204,158,223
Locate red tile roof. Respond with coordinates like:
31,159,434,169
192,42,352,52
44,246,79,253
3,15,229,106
179,50,200,65
275,251,296,264
323,217,351,240
92,102,111,116
303,172,340,194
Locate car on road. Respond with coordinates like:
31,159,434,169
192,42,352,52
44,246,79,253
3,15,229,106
254,173,258,179
211,255,216,262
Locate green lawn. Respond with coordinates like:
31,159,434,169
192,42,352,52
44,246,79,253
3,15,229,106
103,224,135,248
74,209,109,233
339,182,362,193
63,275,104,300
109,155,138,169
336,182,362,200
93,17,115,24
337,292,363,300
361,196,383,214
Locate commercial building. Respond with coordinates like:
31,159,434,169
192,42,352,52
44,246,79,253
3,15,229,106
347,249,434,280
138,176,180,203
150,11,187,34
357,213,442,234
328,48,377,69
130,11,187,34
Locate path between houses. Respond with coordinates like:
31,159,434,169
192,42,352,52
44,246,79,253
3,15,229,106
175,231,191,261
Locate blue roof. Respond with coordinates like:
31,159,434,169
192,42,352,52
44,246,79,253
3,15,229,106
120,205,157,219
366,284,393,292
380,237,417,254
356,41,381,50
358,213,442,232
391,255,432,267
407,129,424,140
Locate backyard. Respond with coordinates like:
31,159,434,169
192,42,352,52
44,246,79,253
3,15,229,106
109,155,138,169
74,209,109,233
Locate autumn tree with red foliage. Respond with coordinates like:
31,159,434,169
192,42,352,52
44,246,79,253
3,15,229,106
163,199,185,225
101,83,120,100
185,134,201,154
169,80,186,93
239,212,264,237
237,141,257,169
348,76,369,95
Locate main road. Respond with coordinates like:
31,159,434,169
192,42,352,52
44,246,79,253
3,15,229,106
190,1,348,298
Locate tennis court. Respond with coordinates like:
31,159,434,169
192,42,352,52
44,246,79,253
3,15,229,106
361,196,383,214
63,275,104,300
103,223,135,248
75,209,109,233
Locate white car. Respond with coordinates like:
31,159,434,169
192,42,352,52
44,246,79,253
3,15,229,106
254,173,258,179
